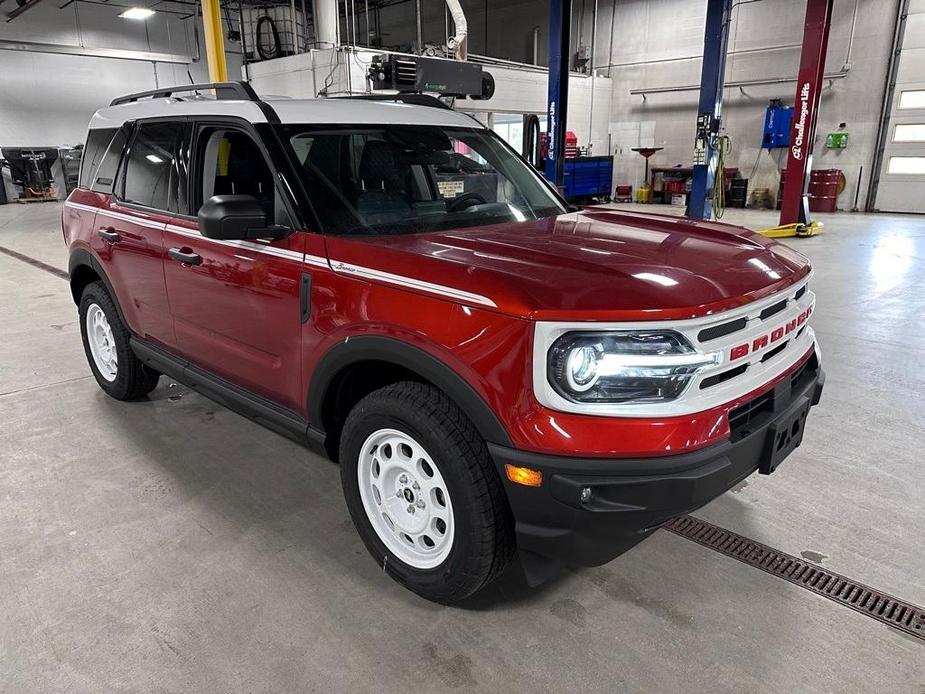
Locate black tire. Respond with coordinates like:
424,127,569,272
340,382,515,603
78,281,159,400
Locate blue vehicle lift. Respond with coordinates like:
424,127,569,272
544,0,572,191
686,0,733,220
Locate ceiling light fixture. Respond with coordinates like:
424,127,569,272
119,7,156,19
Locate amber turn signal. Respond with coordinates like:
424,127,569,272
504,463,543,487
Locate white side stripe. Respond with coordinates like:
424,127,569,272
65,201,165,230
65,202,495,307
166,224,293,259
329,260,497,308
99,209,164,230
164,224,328,267
65,201,100,214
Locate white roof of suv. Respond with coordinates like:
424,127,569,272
89,91,483,131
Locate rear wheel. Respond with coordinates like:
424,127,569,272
340,382,514,603
79,281,159,400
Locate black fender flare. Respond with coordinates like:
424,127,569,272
68,248,128,326
307,335,513,448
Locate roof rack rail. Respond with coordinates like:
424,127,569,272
333,93,454,111
110,81,260,107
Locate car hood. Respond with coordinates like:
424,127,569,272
324,208,812,321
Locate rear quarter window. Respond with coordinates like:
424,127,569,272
90,124,131,195
78,128,117,189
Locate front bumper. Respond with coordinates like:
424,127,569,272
489,355,824,570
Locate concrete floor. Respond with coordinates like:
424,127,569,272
1,201,923,693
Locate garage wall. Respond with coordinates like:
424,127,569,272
576,0,898,209
0,2,243,148
340,0,551,66
2,0,901,211
334,0,898,210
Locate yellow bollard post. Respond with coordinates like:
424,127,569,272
201,0,228,82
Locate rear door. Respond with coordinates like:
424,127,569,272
96,120,182,345
162,120,313,411
63,127,118,260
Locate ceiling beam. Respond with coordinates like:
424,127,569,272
6,0,45,21
0,37,192,62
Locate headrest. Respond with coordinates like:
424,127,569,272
359,140,400,185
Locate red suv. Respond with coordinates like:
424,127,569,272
64,82,823,603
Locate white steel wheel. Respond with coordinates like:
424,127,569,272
85,303,118,382
357,428,455,569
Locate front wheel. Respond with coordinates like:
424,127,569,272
340,382,514,603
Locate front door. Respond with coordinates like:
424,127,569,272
162,123,309,411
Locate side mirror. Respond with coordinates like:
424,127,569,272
198,194,290,241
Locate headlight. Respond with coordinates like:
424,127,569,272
547,331,721,404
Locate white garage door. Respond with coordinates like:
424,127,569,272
876,0,925,213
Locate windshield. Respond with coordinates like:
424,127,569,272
276,124,567,235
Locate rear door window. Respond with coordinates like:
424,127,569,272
119,121,186,212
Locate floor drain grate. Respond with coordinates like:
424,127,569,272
666,515,925,641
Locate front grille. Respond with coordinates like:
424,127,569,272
728,390,774,436
759,299,788,320
727,352,818,439
790,352,817,388
760,341,789,363
700,364,748,389
698,317,748,343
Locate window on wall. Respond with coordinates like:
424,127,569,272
491,113,526,153
893,124,925,142
887,156,925,175
898,90,925,109
121,122,184,212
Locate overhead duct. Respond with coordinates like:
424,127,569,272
445,0,467,61
313,0,338,48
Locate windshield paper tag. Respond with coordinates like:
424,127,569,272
438,180,465,198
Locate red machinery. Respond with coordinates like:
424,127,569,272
539,131,579,159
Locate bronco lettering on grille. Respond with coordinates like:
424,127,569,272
729,305,812,361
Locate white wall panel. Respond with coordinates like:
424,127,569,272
0,3,242,147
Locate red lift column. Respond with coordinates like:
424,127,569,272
779,0,834,226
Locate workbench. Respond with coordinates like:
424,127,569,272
649,166,739,204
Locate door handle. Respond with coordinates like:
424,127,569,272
97,227,120,243
168,247,202,266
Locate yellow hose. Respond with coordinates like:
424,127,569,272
713,135,731,220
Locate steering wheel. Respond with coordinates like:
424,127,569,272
446,192,486,212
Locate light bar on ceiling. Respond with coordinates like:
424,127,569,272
119,7,156,19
